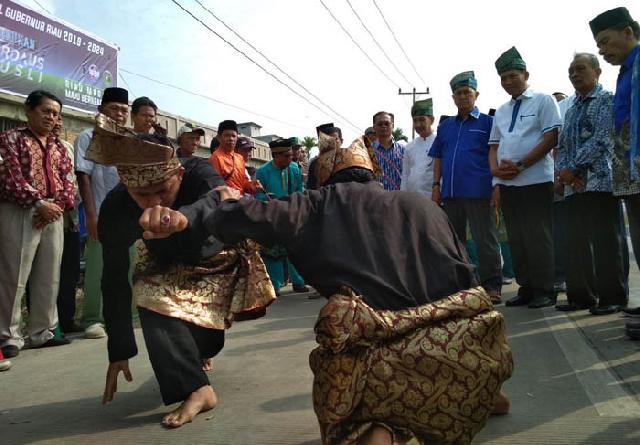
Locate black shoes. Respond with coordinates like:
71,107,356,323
627,328,640,340
61,322,84,334
589,305,625,316
292,284,310,293
33,337,71,348
528,297,556,309
505,294,530,307
555,303,590,312
622,307,640,318
1,344,19,358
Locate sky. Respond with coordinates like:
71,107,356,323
15,0,639,145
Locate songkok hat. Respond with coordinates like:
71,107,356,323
450,71,478,92
177,122,205,139
315,134,381,186
316,123,334,136
236,136,254,151
218,120,238,133
268,137,293,154
85,113,181,188
411,98,434,117
495,47,527,74
101,87,128,105
289,137,302,148
590,7,635,37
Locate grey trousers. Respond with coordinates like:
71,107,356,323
443,198,503,292
500,182,555,300
0,202,63,348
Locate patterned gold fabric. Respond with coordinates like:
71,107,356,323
310,286,513,445
132,240,276,329
315,134,382,186
85,113,181,187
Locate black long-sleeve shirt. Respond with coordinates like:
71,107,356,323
98,158,224,362
205,181,478,311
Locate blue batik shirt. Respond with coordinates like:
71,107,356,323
372,139,405,190
556,84,614,198
614,44,639,133
428,107,494,199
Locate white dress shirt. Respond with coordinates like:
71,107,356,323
489,88,562,186
400,133,436,197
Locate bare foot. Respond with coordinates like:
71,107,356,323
202,358,213,372
161,385,217,428
491,391,511,415
359,426,393,445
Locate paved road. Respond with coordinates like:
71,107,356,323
1,284,639,444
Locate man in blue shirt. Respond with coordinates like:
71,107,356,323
590,8,640,323
372,111,405,190
430,71,502,302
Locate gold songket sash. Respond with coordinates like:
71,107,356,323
310,286,513,445
132,240,276,329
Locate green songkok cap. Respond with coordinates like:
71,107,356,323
589,7,635,37
449,71,477,92
495,47,527,74
411,98,433,117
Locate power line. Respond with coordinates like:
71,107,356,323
32,0,52,15
169,0,360,132
343,0,412,86
118,71,136,98
192,0,360,132
318,0,400,89
120,68,308,130
371,0,427,86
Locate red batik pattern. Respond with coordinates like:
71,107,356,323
0,127,75,209
310,286,514,445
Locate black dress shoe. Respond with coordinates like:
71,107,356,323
292,284,310,293
589,305,625,316
505,295,530,306
627,328,640,340
33,337,71,348
1,345,19,358
528,297,556,309
622,307,640,318
555,303,590,312
625,320,640,330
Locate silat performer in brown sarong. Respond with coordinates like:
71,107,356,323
89,115,276,428
140,130,514,444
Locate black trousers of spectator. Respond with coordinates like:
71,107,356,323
443,198,502,292
57,230,81,331
552,199,569,285
500,182,555,301
138,308,225,405
565,192,628,308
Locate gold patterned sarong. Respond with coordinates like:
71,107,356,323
133,240,276,329
310,286,513,445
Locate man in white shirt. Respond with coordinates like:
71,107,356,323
489,47,562,309
75,87,129,339
401,99,435,197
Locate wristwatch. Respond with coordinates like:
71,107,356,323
432,182,440,188
33,200,44,209
516,161,526,172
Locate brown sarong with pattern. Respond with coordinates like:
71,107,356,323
133,240,276,329
310,286,513,445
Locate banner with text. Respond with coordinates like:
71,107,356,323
0,0,118,112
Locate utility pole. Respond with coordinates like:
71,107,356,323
398,87,429,139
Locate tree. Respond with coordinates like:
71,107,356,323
302,136,317,160
393,127,409,142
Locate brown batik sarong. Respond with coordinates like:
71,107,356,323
310,286,513,445
132,240,276,329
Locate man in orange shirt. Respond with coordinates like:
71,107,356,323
209,120,258,194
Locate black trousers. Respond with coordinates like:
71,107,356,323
443,198,502,292
552,200,569,284
500,182,555,300
139,308,225,405
57,230,81,330
565,192,628,307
